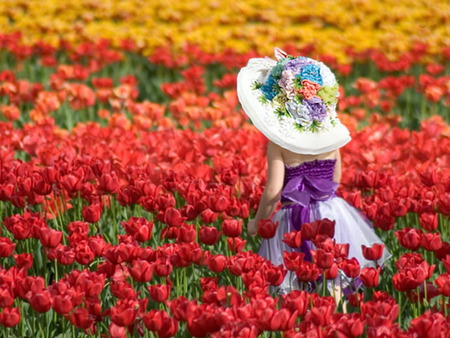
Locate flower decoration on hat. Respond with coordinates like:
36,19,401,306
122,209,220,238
252,48,339,132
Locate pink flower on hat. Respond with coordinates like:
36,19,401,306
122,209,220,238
278,69,297,98
298,80,321,100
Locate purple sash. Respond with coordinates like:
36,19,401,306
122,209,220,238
281,174,338,261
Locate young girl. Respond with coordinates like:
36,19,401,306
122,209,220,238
237,48,390,297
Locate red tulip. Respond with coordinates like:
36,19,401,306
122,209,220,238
67,221,90,237
143,310,178,337
442,255,450,273
208,195,230,212
395,228,422,251
393,267,428,292
301,218,335,240
360,267,381,288
282,230,302,248
227,237,246,253
148,284,171,302
88,235,107,256
98,171,120,194
38,227,62,248
177,224,196,243
110,280,136,299
315,249,334,269
361,243,384,261
362,298,399,327
420,232,442,251
207,255,227,273
82,203,102,223
308,305,334,326
14,253,33,269
340,258,361,278
408,311,447,337
283,251,304,271
154,259,173,277
419,212,439,231
437,193,450,215
281,290,308,316
333,313,365,337
55,245,76,265
110,299,142,327
0,286,14,308
0,307,20,327
325,263,339,279
435,273,450,296
265,265,286,286
28,289,52,313
67,306,95,330
200,209,219,223
295,261,320,282
0,237,16,257
199,226,221,245
221,219,242,237
32,172,52,195
257,219,278,239
163,207,186,227
109,323,127,338
269,308,297,331
121,217,153,242
53,294,74,315
167,297,190,321
129,260,154,283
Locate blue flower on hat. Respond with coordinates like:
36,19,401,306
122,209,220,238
299,64,323,86
260,74,279,101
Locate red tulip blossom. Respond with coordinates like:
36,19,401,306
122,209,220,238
121,217,154,242
38,227,63,248
227,237,246,253
301,218,335,240
408,311,448,337
361,243,385,261
419,212,439,231
221,219,242,238
128,259,154,283
340,258,361,279
295,261,320,283
0,237,16,257
0,307,20,327
420,232,442,251
207,254,228,273
82,203,102,223
282,230,302,248
257,219,279,239
395,228,422,251
148,283,172,303
435,273,450,296
199,226,221,245
360,267,381,288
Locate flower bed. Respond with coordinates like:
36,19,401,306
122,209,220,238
0,32,449,337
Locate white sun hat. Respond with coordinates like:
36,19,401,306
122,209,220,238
237,48,351,155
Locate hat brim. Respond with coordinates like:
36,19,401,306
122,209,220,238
237,58,351,155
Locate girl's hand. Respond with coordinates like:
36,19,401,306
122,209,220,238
247,219,258,237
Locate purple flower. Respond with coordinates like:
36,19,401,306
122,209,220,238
284,57,315,74
302,97,327,121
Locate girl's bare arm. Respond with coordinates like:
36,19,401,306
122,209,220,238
248,141,285,236
333,149,342,184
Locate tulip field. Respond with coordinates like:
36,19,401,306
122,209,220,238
0,1,450,337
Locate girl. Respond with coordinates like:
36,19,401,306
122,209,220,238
237,48,390,298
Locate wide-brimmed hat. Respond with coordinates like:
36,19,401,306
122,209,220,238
237,48,351,154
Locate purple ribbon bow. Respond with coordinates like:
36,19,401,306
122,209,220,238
281,174,338,260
